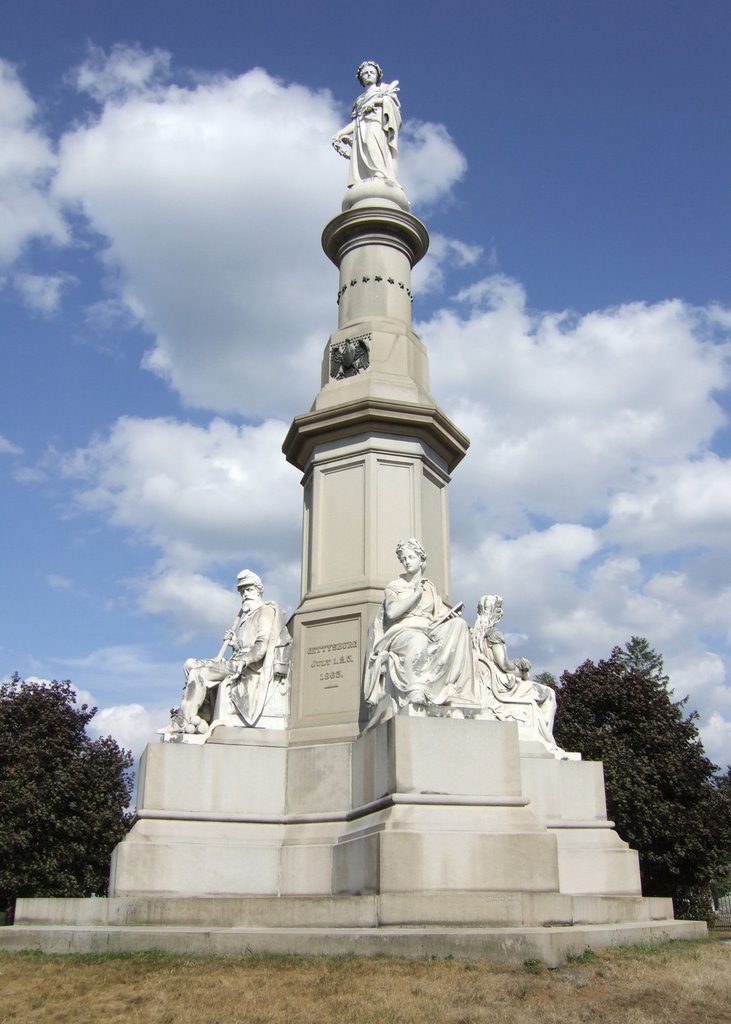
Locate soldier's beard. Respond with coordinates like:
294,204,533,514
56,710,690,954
242,597,260,613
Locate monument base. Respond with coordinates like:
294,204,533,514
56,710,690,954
4,894,703,968
0,718,706,965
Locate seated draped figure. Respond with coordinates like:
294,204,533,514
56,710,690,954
364,538,481,717
160,569,291,741
471,594,577,759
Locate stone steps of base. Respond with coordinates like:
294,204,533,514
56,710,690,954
0,919,705,968
14,892,674,930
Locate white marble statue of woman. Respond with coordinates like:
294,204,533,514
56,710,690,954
332,61,402,187
364,539,480,715
472,594,575,758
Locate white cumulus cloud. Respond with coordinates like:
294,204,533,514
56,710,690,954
399,120,467,205
415,278,731,745
0,434,23,455
13,271,73,314
420,278,730,536
53,48,468,419
74,43,171,102
0,60,68,266
88,702,164,761
605,454,731,551
62,415,301,568
699,711,731,770
138,569,241,640
59,415,302,630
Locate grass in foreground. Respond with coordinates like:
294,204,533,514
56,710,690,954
0,939,730,1023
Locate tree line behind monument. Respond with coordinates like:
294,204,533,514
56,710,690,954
2,636,729,926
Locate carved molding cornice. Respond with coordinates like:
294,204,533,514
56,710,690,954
282,396,470,473
322,207,430,268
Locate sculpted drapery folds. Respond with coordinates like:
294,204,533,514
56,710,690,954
163,570,290,738
365,539,480,713
332,61,402,187
472,594,570,757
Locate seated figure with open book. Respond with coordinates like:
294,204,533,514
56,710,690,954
364,538,480,718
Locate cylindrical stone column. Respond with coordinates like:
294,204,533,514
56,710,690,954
322,207,429,328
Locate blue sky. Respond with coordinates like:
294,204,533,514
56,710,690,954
1,0,730,768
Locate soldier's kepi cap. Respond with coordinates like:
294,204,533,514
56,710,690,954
236,569,263,591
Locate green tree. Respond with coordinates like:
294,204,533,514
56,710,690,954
553,638,731,917
534,671,558,691
711,766,731,903
0,675,134,921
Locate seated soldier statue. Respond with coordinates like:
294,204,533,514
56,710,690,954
162,569,291,739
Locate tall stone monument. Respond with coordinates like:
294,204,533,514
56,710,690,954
0,63,704,965
284,61,467,742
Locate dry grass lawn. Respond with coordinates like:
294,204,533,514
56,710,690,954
1,938,729,1024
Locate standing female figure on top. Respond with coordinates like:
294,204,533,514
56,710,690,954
332,61,402,187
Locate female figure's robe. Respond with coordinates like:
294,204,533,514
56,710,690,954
347,83,401,186
365,576,479,708
473,625,560,750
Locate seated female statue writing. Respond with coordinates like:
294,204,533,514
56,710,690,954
364,539,480,715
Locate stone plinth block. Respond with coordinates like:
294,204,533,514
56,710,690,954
111,718,569,899
389,717,524,799
332,804,558,894
110,819,287,897
136,738,288,819
5,714,701,961
330,718,559,895
519,747,643,895
550,828,642,895
520,754,608,825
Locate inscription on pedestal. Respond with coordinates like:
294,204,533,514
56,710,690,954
296,616,361,722
308,642,356,687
